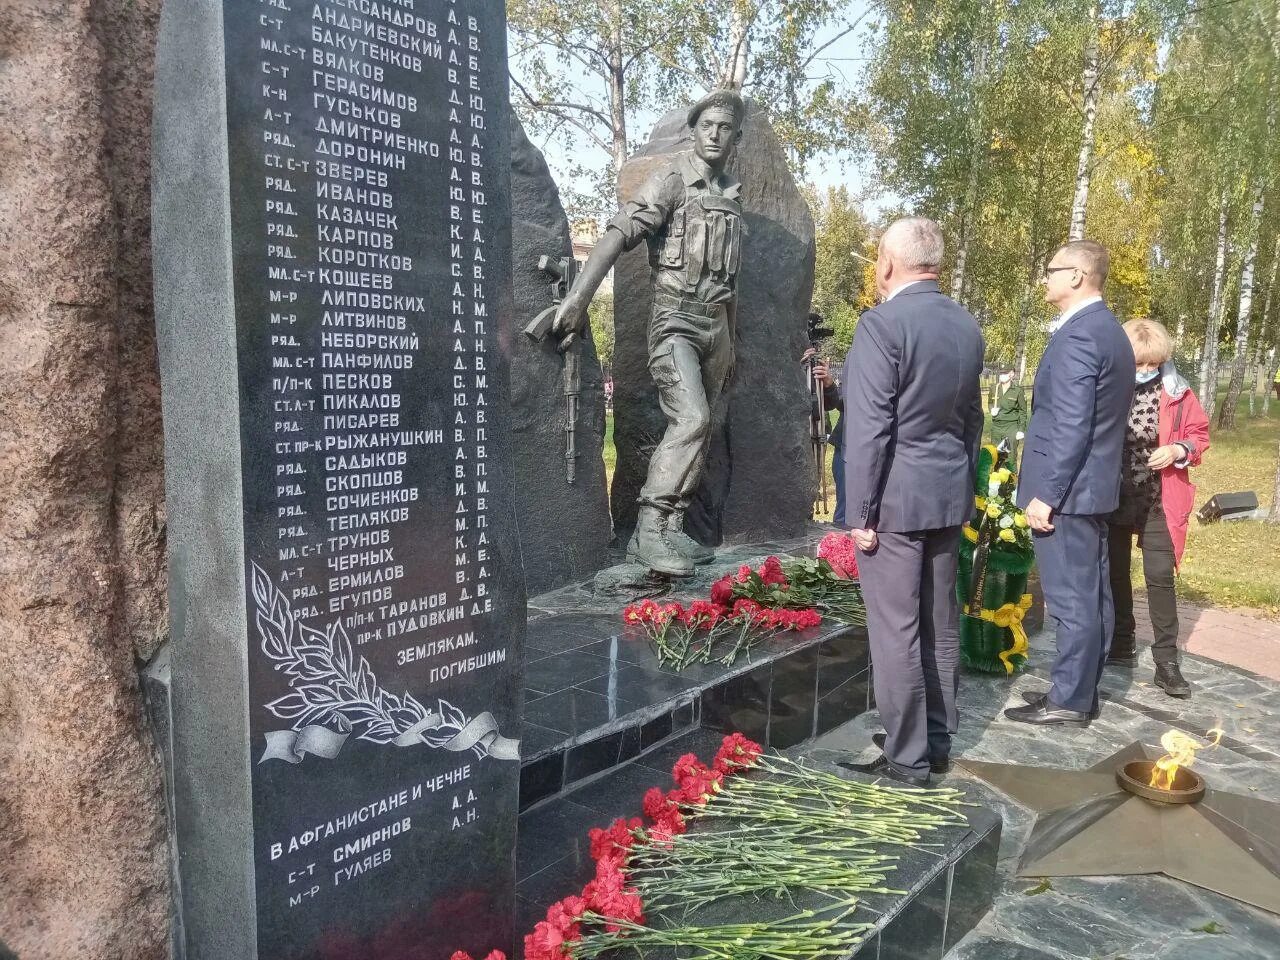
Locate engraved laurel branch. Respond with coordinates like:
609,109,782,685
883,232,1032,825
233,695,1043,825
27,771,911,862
250,561,518,763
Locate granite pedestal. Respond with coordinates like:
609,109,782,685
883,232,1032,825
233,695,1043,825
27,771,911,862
518,533,874,809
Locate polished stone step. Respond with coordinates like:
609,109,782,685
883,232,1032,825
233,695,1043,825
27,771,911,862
517,608,872,810
515,728,1001,959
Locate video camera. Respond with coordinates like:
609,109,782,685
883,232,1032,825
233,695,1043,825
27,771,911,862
807,311,834,347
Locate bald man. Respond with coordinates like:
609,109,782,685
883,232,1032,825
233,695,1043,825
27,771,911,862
839,218,985,786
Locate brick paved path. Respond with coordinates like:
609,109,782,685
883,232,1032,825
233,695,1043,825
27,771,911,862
1130,594,1280,679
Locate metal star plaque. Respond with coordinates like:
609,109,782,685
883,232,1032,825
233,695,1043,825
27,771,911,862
959,742,1280,914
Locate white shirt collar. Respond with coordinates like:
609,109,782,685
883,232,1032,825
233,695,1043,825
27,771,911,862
884,279,931,302
1048,295,1103,334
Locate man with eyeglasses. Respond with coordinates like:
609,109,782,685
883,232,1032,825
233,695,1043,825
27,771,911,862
1005,240,1135,729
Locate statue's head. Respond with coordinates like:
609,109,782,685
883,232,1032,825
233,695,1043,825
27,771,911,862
686,89,745,168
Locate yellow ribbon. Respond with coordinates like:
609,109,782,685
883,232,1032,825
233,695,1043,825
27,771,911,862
964,593,1033,675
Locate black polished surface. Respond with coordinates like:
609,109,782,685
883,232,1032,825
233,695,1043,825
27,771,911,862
161,2,522,959
517,601,872,803
515,736,1001,958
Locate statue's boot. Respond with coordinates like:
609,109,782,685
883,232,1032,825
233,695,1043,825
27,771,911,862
666,510,714,565
627,506,694,577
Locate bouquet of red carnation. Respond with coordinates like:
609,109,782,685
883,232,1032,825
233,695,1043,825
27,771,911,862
622,562,820,671
523,734,765,960
708,552,867,628
818,532,859,579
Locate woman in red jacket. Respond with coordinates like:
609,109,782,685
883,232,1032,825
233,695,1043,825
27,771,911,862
1106,319,1210,697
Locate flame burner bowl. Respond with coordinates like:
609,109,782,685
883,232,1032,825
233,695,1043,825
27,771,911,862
1116,760,1205,804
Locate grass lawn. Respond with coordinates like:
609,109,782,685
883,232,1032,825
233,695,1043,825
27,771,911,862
1174,395,1280,617
601,392,1280,617
604,411,616,482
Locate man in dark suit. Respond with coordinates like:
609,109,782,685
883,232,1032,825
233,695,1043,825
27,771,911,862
1006,240,1135,727
839,217,985,786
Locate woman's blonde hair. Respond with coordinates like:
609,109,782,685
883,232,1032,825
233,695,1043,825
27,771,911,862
1122,318,1174,365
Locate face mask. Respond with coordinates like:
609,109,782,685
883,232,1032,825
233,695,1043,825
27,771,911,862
1136,368,1160,384
999,373,1012,383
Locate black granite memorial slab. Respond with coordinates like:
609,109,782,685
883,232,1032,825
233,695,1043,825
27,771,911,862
153,2,523,958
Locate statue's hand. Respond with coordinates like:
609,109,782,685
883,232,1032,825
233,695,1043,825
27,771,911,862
553,297,586,338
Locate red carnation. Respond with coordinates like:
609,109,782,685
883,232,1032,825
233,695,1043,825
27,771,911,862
714,732,763,774
735,563,753,583
710,574,735,608
588,817,641,864
759,555,789,587
642,786,671,819
523,923,573,960
671,752,707,785
545,895,586,934
818,532,859,579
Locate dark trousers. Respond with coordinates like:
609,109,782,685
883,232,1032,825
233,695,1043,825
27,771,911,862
1032,513,1113,713
638,306,733,513
1107,507,1180,664
856,527,962,777
990,426,1021,466
832,444,847,526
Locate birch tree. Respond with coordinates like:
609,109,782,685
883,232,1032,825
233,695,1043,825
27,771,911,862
1068,1,1101,240
1219,185,1266,428
1200,195,1230,409
506,0,692,197
508,0,870,211
1213,0,1274,424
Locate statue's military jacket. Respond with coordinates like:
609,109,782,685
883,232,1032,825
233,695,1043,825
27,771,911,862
607,153,744,307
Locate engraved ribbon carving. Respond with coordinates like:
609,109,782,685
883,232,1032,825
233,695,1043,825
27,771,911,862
260,711,520,764
250,561,519,764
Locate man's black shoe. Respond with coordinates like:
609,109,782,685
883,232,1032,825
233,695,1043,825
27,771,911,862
1107,649,1138,668
837,754,930,787
871,733,951,774
1020,690,1101,720
1005,694,1091,727
1154,661,1192,697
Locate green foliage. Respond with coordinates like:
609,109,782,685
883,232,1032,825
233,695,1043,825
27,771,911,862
807,184,873,359
1161,402,1280,617
508,0,872,212
667,1,873,170
588,293,615,371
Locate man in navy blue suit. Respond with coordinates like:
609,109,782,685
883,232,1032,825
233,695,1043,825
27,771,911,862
1006,240,1135,727
839,218,985,785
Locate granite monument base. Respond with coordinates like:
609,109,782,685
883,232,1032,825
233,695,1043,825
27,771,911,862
518,529,873,809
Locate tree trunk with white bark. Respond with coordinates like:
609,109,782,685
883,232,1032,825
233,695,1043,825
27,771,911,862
1200,193,1230,418
1250,237,1280,415
1219,186,1265,429
1068,2,1100,241
606,0,629,175
1270,441,1280,522
724,5,750,90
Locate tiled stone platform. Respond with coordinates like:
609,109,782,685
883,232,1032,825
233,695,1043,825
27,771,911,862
822,611,1280,959
519,530,873,809
516,727,1002,959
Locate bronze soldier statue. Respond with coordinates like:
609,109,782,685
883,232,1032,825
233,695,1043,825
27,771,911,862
554,90,745,577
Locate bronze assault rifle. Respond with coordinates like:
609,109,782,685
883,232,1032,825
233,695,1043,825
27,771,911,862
523,254,582,484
